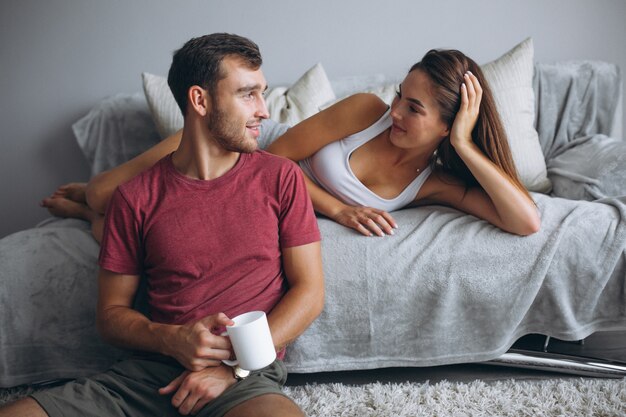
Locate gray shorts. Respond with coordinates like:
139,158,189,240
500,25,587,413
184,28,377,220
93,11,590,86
30,355,289,417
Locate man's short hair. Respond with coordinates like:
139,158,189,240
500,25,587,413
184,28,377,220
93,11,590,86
167,33,262,115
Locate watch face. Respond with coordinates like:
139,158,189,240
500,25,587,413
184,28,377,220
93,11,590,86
234,366,250,380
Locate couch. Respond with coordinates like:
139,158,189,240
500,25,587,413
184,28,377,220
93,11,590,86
1,38,625,387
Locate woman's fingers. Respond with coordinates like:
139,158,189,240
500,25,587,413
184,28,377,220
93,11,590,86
468,71,483,96
369,210,396,235
360,210,395,237
464,71,482,111
364,218,385,237
460,81,469,111
339,207,397,237
355,223,373,237
379,210,398,229
464,73,477,110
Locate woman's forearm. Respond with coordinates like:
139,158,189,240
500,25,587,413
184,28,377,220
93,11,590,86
302,174,348,219
455,142,540,235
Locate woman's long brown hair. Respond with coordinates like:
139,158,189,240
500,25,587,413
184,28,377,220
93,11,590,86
411,49,531,199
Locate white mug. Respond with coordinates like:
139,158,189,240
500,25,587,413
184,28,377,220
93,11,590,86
222,311,276,371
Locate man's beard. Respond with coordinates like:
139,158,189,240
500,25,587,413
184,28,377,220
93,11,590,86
208,104,258,154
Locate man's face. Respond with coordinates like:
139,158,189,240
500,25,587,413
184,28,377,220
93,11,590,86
208,56,269,153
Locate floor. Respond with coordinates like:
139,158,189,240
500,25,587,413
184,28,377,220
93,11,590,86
286,331,626,386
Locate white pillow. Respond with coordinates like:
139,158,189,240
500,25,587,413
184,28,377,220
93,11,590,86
142,73,183,139
73,92,161,176
264,63,336,127
142,63,335,138
481,38,551,193
330,73,390,98
321,81,400,109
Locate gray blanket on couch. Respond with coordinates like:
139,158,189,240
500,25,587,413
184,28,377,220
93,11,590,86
284,194,626,372
534,60,625,201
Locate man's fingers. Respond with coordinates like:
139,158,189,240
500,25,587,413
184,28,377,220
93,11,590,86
201,334,232,352
170,385,190,409
198,313,234,329
187,354,229,372
159,370,188,395
158,383,176,396
203,347,232,361
191,398,211,415
178,393,200,416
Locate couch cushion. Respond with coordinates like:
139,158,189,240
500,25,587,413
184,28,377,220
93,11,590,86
141,73,184,140
481,38,551,193
72,93,161,176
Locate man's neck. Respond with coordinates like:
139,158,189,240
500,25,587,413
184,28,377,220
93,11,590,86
171,125,241,181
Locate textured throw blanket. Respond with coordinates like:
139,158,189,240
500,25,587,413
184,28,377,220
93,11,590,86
0,219,126,386
534,61,625,201
284,194,626,372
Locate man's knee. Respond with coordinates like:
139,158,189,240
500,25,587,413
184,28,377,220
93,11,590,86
0,396,49,417
223,393,304,417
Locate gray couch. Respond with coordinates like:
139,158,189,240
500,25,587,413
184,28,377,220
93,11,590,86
1,60,625,387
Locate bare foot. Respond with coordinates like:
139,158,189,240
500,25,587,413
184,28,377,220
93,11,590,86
51,182,87,203
40,196,93,221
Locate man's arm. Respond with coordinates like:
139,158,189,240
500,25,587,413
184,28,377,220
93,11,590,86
157,241,324,415
96,269,233,371
267,241,325,351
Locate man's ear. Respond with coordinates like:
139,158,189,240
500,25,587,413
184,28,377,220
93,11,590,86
187,85,211,117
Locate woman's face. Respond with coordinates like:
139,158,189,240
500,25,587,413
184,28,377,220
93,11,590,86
389,69,450,151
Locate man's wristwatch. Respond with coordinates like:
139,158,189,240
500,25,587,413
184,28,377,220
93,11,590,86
231,365,250,381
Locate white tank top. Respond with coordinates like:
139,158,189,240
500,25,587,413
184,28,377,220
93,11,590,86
299,108,432,212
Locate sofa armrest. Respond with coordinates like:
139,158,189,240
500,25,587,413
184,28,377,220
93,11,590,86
533,61,623,161
548,134,626,200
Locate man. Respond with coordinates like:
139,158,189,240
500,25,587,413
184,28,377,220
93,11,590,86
0,33,324,417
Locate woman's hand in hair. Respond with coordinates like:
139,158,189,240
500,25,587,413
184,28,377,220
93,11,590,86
331,205,397,237
449,71,483,151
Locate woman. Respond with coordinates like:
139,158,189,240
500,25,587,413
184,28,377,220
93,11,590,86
41,48,540,241
268,49,540,237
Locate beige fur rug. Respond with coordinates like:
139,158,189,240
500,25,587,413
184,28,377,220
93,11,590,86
2,377,624,416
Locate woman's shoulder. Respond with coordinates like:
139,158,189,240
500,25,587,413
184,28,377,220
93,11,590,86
266,93,389,161
319,93,389,136
332,92,388,117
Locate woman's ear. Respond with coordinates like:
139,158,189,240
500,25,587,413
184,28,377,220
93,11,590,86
187,85,211,117
440,124,450,139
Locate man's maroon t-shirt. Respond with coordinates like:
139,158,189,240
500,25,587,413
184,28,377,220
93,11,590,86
98,151,321,326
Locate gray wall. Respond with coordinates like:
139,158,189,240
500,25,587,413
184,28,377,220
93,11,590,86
1,0,625,238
